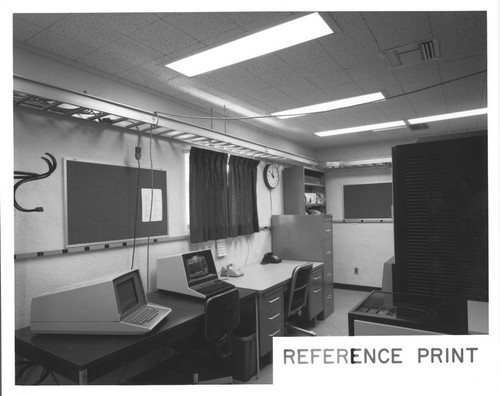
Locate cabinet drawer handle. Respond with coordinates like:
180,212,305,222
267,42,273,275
325,251,332,255
326,294,333,299
269,329,281,337
268,297,280,303
313,275,322,280
313,288,322,293
326,272,332,277
325,229,331,232
268,313,281,320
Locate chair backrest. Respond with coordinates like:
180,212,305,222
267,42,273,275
286,263,313,317
204,288,240,342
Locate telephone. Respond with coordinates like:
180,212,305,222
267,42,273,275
221,263,244,278
261,252,282,265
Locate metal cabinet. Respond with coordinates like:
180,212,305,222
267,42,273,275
272,214,334,320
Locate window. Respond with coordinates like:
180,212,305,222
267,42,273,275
188,147,259,243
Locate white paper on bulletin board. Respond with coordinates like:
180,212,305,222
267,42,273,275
141,188,163,222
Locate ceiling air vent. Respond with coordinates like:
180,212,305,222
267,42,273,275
409,123,430,131
419,40,439,61
381,38,440,68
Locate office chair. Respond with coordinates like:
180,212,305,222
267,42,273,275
179,288,241,384
285,262,316,336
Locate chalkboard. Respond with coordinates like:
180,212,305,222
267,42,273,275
65,159,168,246
343,182,392,220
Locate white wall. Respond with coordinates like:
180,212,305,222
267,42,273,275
325,166,394,288
13,47,290,329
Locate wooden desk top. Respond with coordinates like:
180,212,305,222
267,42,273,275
224,260,322,293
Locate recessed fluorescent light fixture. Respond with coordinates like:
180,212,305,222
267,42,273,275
272,92,386,119
408,108,488,124
315,120,406,137
165,13,334,77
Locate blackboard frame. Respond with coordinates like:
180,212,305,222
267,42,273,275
343,182,393,221
64,158,168,247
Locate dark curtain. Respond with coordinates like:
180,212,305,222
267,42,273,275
189,147,229,243
228,155,260,237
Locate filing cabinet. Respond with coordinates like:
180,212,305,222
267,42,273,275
272,214,335,320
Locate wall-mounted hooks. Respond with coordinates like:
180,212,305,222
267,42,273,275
14,152,57,212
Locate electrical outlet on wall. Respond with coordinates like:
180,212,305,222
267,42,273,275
354,267,359,275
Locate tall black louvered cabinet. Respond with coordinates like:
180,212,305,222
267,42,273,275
392,135,488,302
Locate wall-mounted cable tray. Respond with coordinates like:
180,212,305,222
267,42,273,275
13,75,319,168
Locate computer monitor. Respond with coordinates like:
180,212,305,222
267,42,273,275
157,249,221,298
31,269,171,335
183,250,218,287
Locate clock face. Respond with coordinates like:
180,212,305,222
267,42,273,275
264,164,279,189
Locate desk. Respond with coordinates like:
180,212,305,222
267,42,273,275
225,260,322,293
225,260,322,357
15,288,257,384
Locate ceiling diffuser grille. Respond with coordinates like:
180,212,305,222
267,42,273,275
419,39,439,60
409,123,430,131
381,38,440,68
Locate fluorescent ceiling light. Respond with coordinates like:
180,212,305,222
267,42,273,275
408,108,488,124
165,13,334,77
315,120,406,137
272,92,386,119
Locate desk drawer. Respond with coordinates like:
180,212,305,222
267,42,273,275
259,287,284,357
260,323,283,357
307,267,324,319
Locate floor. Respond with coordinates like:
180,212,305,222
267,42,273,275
242,288,370,385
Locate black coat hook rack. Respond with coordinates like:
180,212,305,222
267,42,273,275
14,152,57,212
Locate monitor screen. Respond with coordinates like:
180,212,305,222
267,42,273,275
116,277,139,314
182,250,217,285
186,255,209,278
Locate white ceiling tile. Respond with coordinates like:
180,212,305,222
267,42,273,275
348,104,390,124
442,78,486,111
161,13,240,43
129,19,202,56
278,41,352,90
430,12,487,62
406,86,447,116
208,67,271,96
13,16,46,42
98,37,163,67
247,87,291,104
320,83,365,100
363,12,431,50
25,29,95,61
77,47,137,75
321,12,381,69
47,14,123,49
93,13,162,35
439,55,486,83
378,97,417,120
139,59,180,81
14,13,69,28
117,67,160,88
228,12,299,32
392,61,441,93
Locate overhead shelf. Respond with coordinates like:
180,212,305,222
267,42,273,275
13,75,319,168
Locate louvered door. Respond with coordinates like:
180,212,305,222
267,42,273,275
392,135,488,302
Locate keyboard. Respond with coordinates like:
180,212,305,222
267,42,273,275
126,306,159,325
196,281,234,297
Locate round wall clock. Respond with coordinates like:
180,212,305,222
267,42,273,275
264,164,280,189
